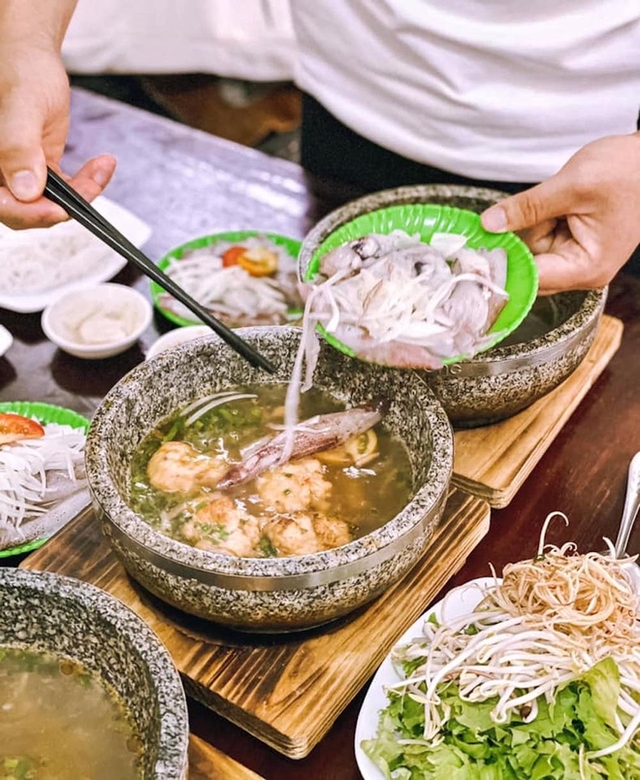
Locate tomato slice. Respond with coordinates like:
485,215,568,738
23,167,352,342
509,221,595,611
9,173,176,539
0,412,45,446
221,246,246,268
221,245,279,277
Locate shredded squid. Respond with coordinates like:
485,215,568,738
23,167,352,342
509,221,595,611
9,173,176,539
302,229,510,370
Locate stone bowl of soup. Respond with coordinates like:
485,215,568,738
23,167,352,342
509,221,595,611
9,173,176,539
85,325,454,632
0,567,189,779
300,184,606,427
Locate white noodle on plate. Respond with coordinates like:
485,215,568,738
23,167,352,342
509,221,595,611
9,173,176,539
0,221,117,296
0,196,151,314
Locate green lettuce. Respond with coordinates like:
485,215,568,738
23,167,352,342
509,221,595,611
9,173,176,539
361,658,640,779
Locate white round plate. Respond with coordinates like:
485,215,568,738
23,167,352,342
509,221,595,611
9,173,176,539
0,196,151,313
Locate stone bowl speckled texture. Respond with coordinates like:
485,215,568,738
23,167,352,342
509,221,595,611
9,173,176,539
299,184,607,427
0,568,189,779
85,326,454,632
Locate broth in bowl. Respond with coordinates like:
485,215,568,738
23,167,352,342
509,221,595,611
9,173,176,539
0,647,142,779
129,383,413,558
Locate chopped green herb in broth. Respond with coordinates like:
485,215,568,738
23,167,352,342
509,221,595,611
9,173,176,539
130,384,413,558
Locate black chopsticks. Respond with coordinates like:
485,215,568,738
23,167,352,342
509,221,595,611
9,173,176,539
43,167,277,374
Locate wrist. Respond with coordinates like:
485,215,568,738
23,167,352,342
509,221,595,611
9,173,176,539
0,0,78,52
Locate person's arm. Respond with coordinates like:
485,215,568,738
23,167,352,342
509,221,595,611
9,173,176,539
0,0,115,229
481,133,640,294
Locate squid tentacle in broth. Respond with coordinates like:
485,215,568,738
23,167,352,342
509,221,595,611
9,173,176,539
217,400,387,489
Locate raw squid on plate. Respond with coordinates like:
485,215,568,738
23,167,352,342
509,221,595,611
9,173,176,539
302,230,510,369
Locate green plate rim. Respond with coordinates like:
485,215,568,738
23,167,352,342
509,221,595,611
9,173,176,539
0,401,91,559
150,230,303,328
303,204,539,366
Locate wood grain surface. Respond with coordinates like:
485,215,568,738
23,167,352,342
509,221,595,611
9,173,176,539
20,490,490,759
452,315,623,507
189,734,264,780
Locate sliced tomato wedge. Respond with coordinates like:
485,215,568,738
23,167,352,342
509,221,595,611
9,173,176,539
0,412,45,446
221,245,246,268
221,245,279,277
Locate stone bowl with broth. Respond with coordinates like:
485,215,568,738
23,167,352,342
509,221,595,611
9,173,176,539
299,184,606,427
85,326,454,632
0,568,189,780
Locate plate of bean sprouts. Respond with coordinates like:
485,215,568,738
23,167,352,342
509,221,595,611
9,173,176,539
356,512,640,778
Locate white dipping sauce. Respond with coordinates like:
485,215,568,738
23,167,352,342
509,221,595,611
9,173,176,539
58,297,137,345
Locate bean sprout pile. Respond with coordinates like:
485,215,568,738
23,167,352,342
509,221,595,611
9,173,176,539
388,512,640,762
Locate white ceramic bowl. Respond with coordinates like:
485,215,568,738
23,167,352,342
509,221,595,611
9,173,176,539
145,325,212,361
41,283,153,359
0,324,13,357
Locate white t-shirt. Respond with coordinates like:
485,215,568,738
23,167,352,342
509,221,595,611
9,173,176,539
63,0,296,82
291,0,640,182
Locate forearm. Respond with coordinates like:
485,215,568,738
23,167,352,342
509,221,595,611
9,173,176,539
0,0,78,51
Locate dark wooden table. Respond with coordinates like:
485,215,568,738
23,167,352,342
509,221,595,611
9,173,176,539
1,89,639,780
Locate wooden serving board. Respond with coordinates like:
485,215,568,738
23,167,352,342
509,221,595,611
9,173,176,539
20,489,490,759
189,734,264,780
452,315,623,508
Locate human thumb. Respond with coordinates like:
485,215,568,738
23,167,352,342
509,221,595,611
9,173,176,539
480,175,575,234
0,98,47,202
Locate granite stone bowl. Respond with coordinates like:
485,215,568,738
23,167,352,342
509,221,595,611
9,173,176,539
300,184,606,427
0,567,189,779
85,326,454,632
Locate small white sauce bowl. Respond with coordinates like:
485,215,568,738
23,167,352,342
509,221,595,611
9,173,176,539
41,283,153,359
145,325,212,361
0,324,13,358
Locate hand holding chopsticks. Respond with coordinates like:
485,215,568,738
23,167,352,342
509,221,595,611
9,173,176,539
43,168,276,374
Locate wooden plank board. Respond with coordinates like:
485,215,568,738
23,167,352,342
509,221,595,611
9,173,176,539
452,315,623,508
20,489,490,759
189,734,264,780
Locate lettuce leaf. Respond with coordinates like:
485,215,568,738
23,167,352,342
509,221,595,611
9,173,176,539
361,658,639,779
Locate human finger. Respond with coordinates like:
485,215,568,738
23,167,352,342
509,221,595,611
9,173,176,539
534,251,608,294
0,155,117,230
0,98,48,202
65,154,117,202
0,186,68,229
480,174,578,235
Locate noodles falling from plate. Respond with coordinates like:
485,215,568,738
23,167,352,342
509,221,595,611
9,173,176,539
301,229,510,370
280,230,510,464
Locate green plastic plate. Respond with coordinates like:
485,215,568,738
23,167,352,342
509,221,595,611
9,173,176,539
0,401,91,559
150,230,302,327
304,204,539,365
